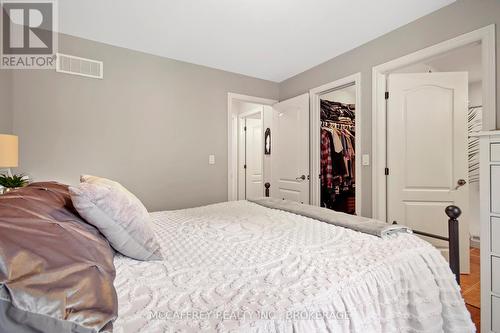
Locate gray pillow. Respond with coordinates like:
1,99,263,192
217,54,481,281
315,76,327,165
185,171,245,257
69,181,163,261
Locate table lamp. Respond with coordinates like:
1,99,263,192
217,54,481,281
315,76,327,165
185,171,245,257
0,134,18,177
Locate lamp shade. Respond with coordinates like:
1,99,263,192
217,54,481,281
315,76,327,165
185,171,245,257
0,134,18,168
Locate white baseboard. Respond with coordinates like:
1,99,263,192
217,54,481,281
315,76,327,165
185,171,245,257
470,235,480,249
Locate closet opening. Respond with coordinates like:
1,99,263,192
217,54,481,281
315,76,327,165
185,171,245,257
320,86,356,214
309,73,362,215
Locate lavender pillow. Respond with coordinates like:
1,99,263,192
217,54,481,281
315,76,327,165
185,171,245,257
69,182,163,261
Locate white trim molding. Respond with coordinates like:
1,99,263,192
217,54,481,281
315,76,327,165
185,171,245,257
309,73,362,216
371,24,496,221
227,93,277,201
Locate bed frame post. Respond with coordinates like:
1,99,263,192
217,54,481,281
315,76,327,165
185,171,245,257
446,205,461,285
264,183,270,197
392,205,461,285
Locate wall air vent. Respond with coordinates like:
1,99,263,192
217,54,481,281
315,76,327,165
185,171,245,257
55,53,103,79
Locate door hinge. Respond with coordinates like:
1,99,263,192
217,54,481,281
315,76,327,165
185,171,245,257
385,167,390,175
385,91,389,100
244,164,247,169
244,126,247,131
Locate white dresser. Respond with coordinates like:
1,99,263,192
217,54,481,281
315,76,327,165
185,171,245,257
479,131,500,333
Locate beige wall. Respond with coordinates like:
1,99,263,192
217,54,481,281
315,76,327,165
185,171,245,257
5,0,500,215
279,0,500,216
469,81,483,107
0,70,12,134
11,33,278,211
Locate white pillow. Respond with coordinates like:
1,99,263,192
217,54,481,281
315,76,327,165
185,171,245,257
69,177,162,261
80,174,131,194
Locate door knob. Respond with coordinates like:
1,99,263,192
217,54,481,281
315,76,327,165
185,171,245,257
296,175,306,181
455,179,467,190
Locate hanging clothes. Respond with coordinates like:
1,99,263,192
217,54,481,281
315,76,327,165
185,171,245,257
320,99,356,214
320,129,333,189
332,130,343,153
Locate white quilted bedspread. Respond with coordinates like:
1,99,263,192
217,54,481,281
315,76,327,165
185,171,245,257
113,201,474,333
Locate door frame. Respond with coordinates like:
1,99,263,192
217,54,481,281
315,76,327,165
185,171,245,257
228,93,277,201
238,108,264,200
372,24,496,221
310,73,362,215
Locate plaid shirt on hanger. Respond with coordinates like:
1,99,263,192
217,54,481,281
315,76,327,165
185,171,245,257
321,129,333,189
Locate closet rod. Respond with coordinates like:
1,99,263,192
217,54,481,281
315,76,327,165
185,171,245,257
321,123,355,130
321,119,353,124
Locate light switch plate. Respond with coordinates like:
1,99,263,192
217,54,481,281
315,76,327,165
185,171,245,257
209,155,215,165
362,154,370,166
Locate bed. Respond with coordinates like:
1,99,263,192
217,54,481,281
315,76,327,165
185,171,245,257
0,182,474,333
113,200,474,332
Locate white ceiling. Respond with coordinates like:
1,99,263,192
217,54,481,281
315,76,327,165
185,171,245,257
58,0,455,82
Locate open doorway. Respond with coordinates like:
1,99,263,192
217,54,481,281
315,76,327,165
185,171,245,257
372,25,495,222
393,42,482,248
372,26,496,330
310,73,362,215
319,87,356,214
390,41,483,323
228,93,310,203
227,94,277,201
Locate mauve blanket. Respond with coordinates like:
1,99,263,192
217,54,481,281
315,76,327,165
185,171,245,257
0,182,117,333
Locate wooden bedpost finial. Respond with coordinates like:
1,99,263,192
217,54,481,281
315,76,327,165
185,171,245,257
445,205,461,285
445,205,461,220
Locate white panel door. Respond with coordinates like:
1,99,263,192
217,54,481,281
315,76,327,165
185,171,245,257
272,93,310,203
387,72,469,273
245,118,263,199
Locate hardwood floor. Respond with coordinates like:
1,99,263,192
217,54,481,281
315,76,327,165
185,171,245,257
461,247,480,331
